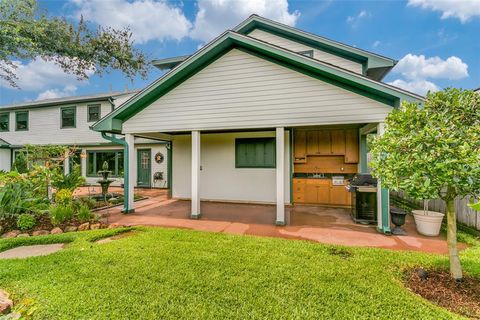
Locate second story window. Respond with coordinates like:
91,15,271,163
15,111,28,131
0,112,9,132
88,104,101,122
61,106,76,128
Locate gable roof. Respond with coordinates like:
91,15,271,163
0,90,139,111
153,15,396,81
93,30,423,134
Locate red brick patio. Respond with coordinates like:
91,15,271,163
92,188,461,254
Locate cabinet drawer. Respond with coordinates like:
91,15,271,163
294,194,305,202
293,184,305,192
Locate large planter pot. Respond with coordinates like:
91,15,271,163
412,210,444,236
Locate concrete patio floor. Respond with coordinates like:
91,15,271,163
95,188,460,254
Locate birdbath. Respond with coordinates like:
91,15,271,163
97,161,115,203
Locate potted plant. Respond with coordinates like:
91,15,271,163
411,200,444,236
369,88,480,281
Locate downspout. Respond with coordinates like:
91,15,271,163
101,132,131,213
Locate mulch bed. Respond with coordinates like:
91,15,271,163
405,268,480,319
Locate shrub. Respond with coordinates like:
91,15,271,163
55,189,73,206
0,172,33,218
49,205,74,225
77,205,93,222
53,164,85,191
12,151,28,173
16,213,36,230
75,196,97,210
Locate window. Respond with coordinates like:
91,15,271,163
297,50,314,58
15,111,28,131
61,106,76,128
0,112,9,132
87,104,101,122
235,138,276,168
87,150,124,176
68,151,82,173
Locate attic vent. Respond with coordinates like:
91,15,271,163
297,50,314,58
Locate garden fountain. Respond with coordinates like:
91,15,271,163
97,161,115,203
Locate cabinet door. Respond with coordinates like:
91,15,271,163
304,183,318,203
330,185,350,205
345,129,359,163
294,130,307,160
306,130,319,155
317,184,330,204
318,130,331,154
331,129,346,155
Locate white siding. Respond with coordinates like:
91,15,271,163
124,49,391,133
172,131,290,204
0,101,113,146
248,29,363,74
0,149,10,171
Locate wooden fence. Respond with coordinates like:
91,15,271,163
392,191,480,231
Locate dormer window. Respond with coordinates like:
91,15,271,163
297,50,314,58
61,106,76,128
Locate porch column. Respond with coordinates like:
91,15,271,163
63,149,70,176
191,131,201,219
276,127,285,225
124,133,135,213
376,123,391,234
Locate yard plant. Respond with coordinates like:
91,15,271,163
369,88,480,280
0,227,478,319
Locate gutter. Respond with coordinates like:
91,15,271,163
101,132,133,213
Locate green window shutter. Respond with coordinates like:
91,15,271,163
0,112,9,132
235,138,276,168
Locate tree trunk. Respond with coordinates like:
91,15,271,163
446,199,463,280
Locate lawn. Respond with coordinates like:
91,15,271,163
0,227,479,319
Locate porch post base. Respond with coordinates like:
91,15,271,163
376,226,392,235
191,213,202,219
275,220,286,226
121,208,135,214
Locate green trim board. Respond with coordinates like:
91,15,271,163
0,112,9,132
233,15,396,79
152,55,190,70
15,111,28,131
60,106,76,129
379,188,391,234
92,31,423,134
359,134,368,173
167,141,172,199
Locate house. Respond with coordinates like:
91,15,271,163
92,15,423,231
0,91,169,188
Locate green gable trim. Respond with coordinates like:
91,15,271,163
152,55,190,70
234,15,396,75
92,31,423,134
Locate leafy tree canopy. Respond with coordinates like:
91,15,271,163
369,88,480,202
0,0,148,88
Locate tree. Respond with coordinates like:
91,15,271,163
0,0,148,88
369,88,480,280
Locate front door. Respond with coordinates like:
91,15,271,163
137,149,151,187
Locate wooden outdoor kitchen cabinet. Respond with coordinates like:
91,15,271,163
344,128,359,163
293,178,351,206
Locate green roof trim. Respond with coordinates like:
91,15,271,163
234,15,396,80
152,55,190,71
92,31,423,134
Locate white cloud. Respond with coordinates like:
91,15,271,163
408,0,480,23
346,10,370,26
71,0,192,44
394,54,469,81
190,0,300,42
36,85,78,101
372,40,380,48
0,58,93,91
388,79,439,96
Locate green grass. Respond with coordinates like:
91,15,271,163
0,227,479,319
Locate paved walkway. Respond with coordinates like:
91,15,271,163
0,244,64,259
97,189,462,254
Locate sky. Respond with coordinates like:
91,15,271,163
1,0,479,105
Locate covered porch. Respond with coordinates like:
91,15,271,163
99,189,456,254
